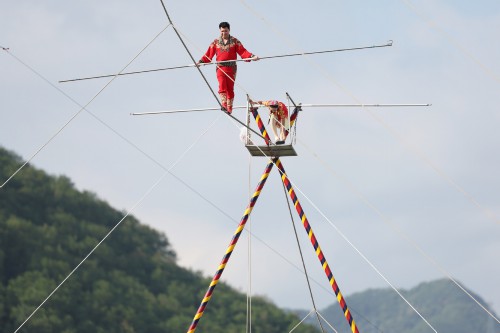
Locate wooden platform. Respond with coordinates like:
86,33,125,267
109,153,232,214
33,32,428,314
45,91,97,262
245,144,297,157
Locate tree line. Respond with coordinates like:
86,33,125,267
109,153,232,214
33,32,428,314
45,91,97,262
0,146,319,333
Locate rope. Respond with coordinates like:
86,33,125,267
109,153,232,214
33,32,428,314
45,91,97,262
186,159,276,333
145,20,318,333
250,106,380,332
4,16,351,333
238,0,500,227
280,179,326,333
58,42,392,83
288,309,318,333
4,18,431,333
59,63,199,83
10,2,494,331
158,1,218,105
276,163,440,333
400,0,500,84
275,159,361,333
4,23,265,333
6,34,333,333
12,112,222,333
8,51,381,333
246,155,253,333
239,1,498,325
316,311,341,333
14,175,163,333
157,0,266,142
247,104,386,331
297,139,500,325
0,25,171,189
175,28,253,98
185,106,329,333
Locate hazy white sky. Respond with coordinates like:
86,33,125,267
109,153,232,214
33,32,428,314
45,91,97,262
1,0,499,327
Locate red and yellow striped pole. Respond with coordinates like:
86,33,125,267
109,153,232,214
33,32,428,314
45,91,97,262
189,106,357,332
284,105,300,138
251,106,359,332
275,159,361,333
186,159,276,333
250,107,272,145
289,105,300,125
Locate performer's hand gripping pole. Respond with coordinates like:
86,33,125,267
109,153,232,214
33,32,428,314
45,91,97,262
186,159,276,333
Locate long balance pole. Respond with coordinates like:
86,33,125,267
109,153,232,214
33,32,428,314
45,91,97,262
186,159,276,333
130,103,431,116
59,42,392,83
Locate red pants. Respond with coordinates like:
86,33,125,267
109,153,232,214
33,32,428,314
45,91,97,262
216,66,237,100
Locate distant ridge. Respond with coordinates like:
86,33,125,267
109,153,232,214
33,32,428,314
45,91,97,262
290,278,499,332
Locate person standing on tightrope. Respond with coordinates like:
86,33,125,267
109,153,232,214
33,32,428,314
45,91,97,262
251,99,289,144
197,22,259,114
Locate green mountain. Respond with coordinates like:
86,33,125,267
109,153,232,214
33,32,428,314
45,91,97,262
292,279,499,332
2,145,499,333
0,146,319,333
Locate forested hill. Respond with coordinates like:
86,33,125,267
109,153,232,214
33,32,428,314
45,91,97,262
292,279,500,333
0,146,318,333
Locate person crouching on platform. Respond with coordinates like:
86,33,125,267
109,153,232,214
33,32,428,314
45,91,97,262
251,100,289,144
197,21,259,114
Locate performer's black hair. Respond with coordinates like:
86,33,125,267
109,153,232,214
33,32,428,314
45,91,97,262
219,22,230,29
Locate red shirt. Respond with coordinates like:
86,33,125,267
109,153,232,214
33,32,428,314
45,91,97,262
199,36,253,66
263,101,288,121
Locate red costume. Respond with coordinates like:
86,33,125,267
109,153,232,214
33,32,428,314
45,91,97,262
259,100,289,142
199,35,254,113
262,100,288,121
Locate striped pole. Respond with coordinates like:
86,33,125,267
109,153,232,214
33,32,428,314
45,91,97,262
275,159,361,333
250,106,359,332
284,105,301,139
187,159,276,333
289,105,300,126
250,107,272,145
286,92,301,137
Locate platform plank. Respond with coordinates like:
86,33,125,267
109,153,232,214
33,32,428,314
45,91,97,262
245,144,297,157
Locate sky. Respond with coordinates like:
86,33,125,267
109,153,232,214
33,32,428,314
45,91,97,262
1,0,499,329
